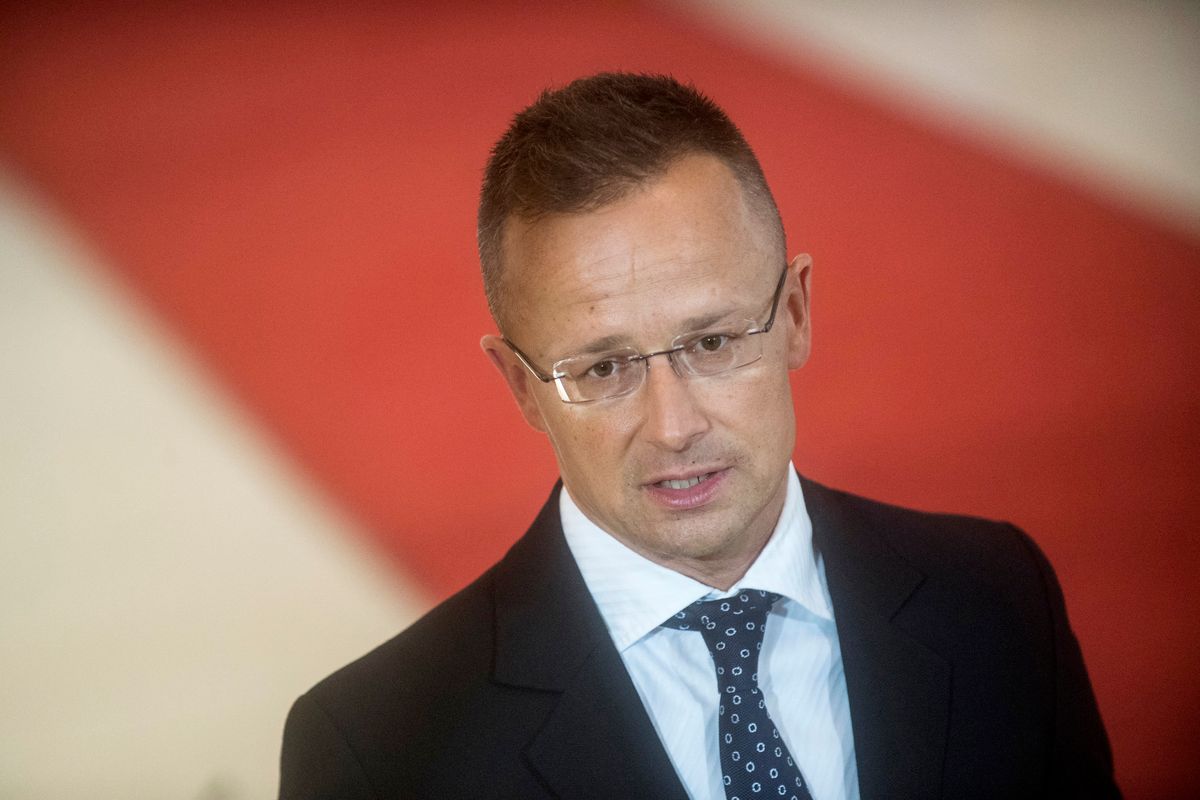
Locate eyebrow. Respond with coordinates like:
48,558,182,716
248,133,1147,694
678,309,734,333
572,333,629,355
568,308,737,356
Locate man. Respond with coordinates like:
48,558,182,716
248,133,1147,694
280,73,1118,799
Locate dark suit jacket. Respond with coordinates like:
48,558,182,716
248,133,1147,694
279,476,1119,799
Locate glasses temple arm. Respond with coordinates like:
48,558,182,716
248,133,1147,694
502,338,558,383
757,263,791,333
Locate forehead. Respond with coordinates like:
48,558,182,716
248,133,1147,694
500,155,779,355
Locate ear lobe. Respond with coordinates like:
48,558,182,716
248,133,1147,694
480,334,550,433
784,254,813,370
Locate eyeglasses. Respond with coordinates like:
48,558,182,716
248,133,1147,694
503,264,790,404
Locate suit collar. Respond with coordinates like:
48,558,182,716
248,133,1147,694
491,483,689,799
802,475,951,800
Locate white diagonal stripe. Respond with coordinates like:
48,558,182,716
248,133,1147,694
0,172,429,800
685,0,1200,233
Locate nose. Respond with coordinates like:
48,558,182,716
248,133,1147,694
637,353,711,451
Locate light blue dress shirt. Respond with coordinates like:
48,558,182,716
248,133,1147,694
560,467,860,800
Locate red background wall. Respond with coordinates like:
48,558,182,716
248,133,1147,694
3,3,1196,796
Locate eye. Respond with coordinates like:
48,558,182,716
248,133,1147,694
586,359,621,379
696,333,732,352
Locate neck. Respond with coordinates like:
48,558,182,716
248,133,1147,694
660,533,773,591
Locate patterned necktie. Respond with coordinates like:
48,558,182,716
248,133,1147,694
662,590,815,800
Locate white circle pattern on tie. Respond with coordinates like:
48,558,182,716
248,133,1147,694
663,590,814,800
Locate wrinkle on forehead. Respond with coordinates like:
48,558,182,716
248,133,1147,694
499,154,778,359
558,245,714,307
522,250,733,356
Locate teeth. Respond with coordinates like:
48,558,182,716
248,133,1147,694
659,473,710,490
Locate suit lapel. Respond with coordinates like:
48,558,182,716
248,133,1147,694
491,486,689,800
803,476,951,800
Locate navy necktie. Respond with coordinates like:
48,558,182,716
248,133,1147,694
662,590,815,800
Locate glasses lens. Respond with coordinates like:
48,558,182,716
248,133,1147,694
676,322,762,376
549,320,766,403
555,350,645,403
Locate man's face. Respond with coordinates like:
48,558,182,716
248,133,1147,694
483,154,812,587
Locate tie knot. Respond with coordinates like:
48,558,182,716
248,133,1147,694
662,589,780,634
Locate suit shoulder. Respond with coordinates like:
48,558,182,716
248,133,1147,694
301,565,499,722
806,479,1045,588
281,564,548,797
281,493,573,797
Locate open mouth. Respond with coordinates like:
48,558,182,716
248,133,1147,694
654,472,715,490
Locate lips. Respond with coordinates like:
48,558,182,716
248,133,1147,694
644,468,728,510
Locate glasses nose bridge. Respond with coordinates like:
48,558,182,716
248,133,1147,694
639,343,689,382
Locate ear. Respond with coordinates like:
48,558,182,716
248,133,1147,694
783,254,813,370
480,334,550,433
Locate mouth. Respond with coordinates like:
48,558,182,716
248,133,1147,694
644,468,728,510
654,472,716,490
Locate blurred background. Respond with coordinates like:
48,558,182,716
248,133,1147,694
2,2,1197,798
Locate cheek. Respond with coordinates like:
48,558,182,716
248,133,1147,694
754,373,796,427
710,371,795,448
544,409,636,472
699,369,784,421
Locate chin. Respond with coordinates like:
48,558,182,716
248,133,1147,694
657,523,745,560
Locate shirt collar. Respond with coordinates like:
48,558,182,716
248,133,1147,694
560,466,832,653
